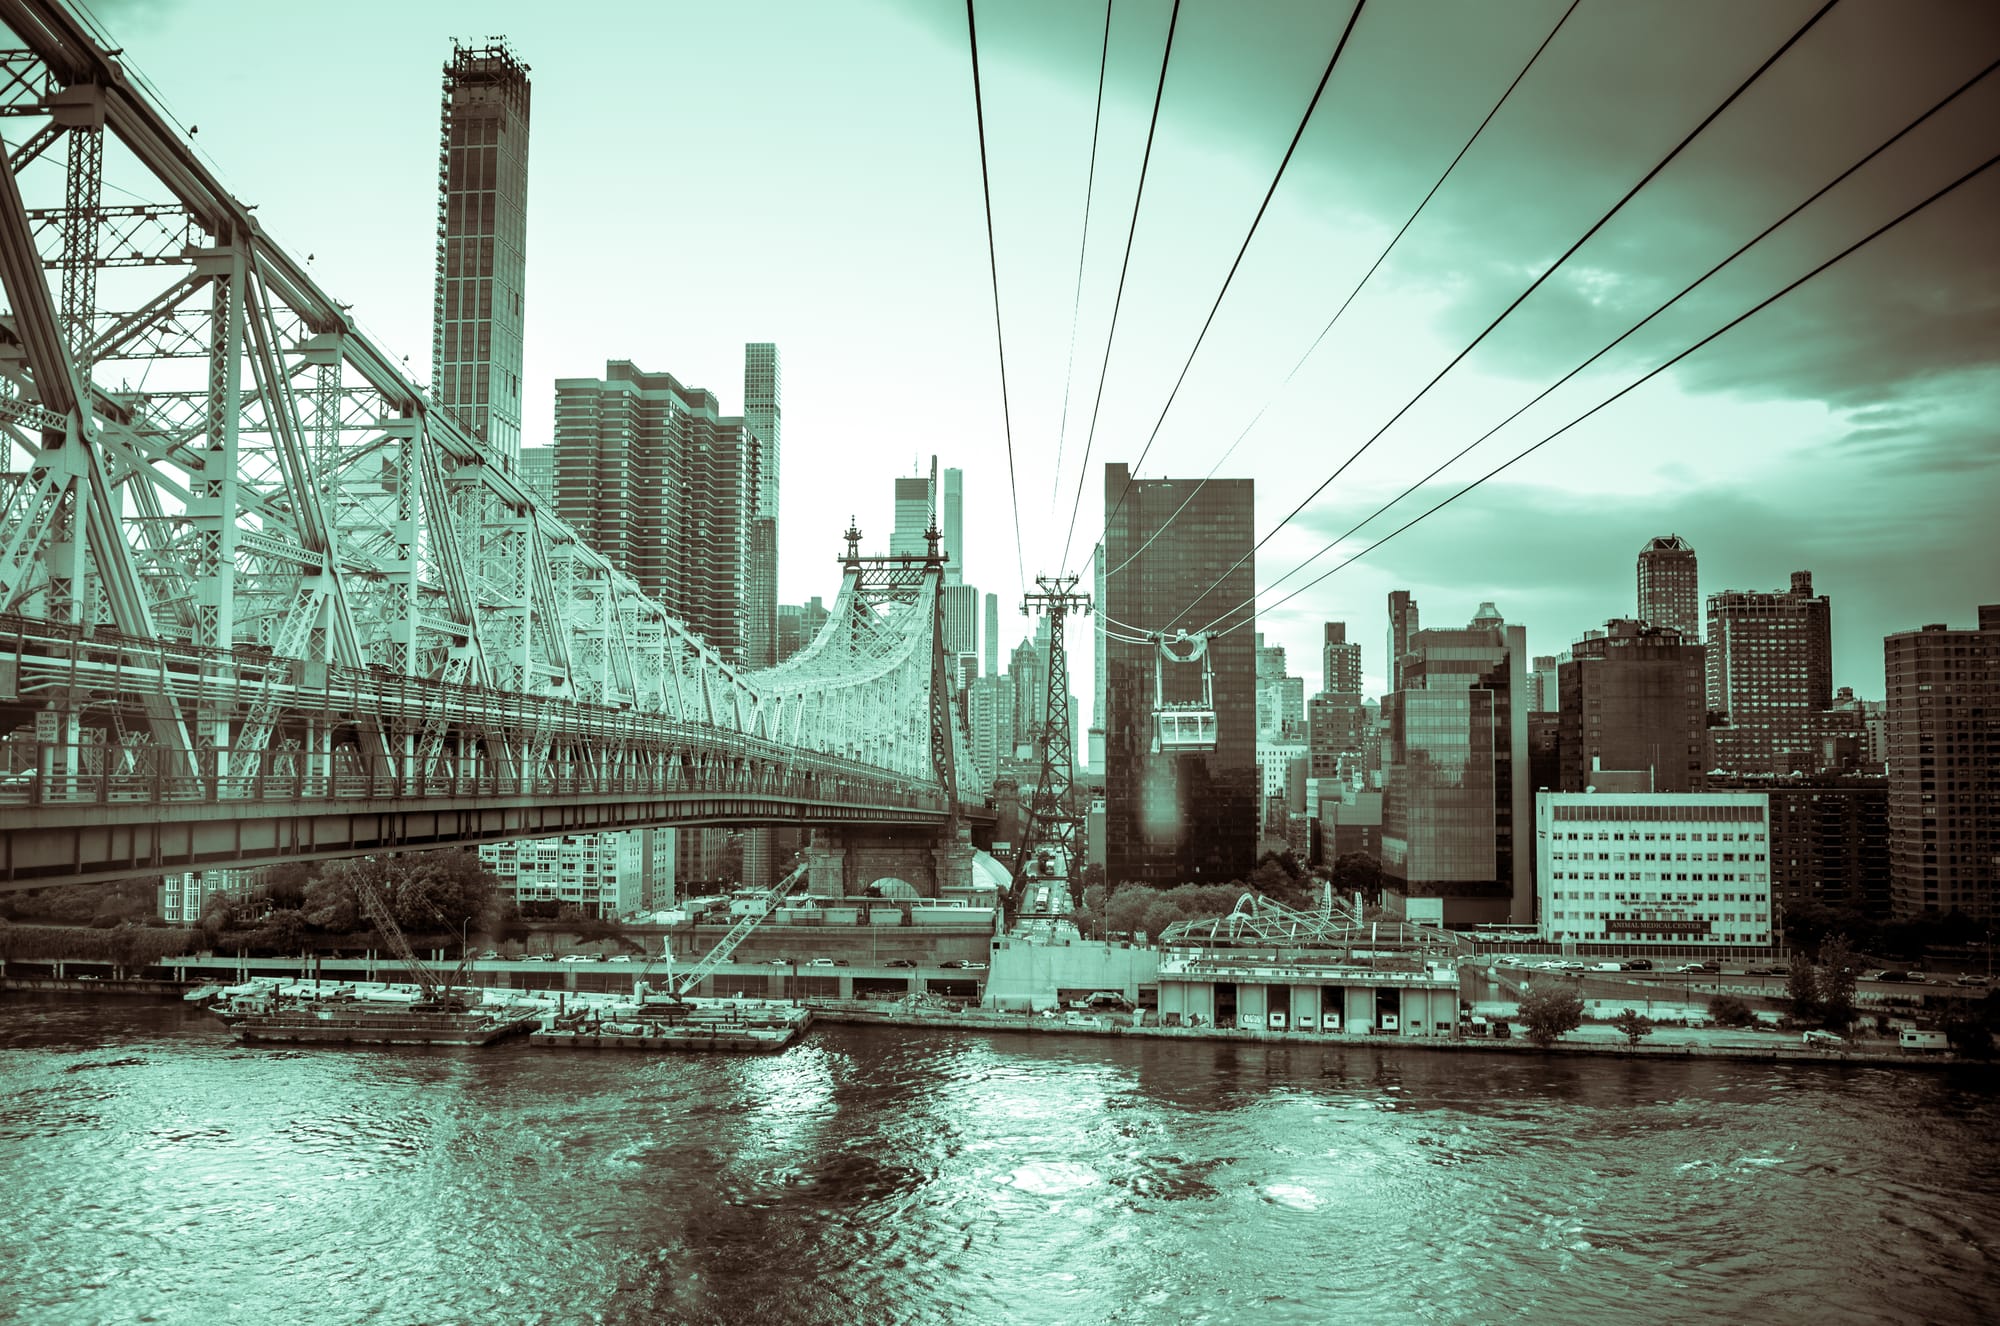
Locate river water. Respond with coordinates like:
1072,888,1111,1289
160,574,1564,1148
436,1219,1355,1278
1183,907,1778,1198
1,996,1995,1326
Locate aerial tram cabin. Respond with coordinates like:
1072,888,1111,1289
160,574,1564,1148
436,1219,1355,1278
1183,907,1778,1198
1152,630,1218,753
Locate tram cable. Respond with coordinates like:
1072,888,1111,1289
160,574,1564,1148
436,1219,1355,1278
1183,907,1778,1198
1195,51,2000,634
1202,148,2000,638
965,0,1029,593
1166,0,1840,627
1085,0,1370,575
1095,0,1580,585
1049,0,1115,524
1054,0,1182,574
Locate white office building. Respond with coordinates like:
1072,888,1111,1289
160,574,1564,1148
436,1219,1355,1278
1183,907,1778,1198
1536,790,1772,948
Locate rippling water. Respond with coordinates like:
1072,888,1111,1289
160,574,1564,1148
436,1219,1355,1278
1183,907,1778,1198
2,995,1995,1325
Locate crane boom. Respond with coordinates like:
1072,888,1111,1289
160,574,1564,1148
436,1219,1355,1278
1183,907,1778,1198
648,863,809,999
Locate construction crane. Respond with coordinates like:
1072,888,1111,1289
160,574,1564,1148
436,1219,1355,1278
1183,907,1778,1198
354,877,474,1012
632,861,811,1005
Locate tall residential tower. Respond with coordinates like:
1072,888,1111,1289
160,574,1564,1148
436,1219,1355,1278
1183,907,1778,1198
1637,535,1699,640
432,41,530,464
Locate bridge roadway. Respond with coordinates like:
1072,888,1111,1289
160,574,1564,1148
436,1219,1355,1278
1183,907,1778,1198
0,615,988,889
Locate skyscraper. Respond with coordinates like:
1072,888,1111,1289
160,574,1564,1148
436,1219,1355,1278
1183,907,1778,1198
432,41,530,464
1638,534,1700,640
1323,622,1361,695
984,592,1000,678
1010,636,1046,755
1556,619,1708,793
942,584,979,659
742,344,781,668
1885,605,1999,919
942,467,964,585
517,446,554,507
1706,571,1839,775
891,475,931,556
1382,604,1530,924
1102,462,1257,885
1387,590,1419,695
553,361,761,661
743,344,781,521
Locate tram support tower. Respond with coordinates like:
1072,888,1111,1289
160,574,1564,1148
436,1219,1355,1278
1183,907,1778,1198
1012,574,1090,915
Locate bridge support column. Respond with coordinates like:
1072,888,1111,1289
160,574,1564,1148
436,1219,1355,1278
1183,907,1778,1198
804,823,975,899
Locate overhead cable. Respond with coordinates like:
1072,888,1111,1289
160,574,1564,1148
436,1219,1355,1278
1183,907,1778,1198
1207,148,2000,638
1170,0,1841,626
1098,0,1579,584
965,0,1029,593
1049,0,1116,523
1087,0,1371,573
1204,50,2000,632
1053,0,1183,574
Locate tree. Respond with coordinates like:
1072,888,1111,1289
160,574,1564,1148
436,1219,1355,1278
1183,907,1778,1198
1784,959,1823,1025
1329,853,1385,904
1708,995,1755,1029
1817,935,1859,1031
301,870,360,933
1610,1007,1653,1047
252,909,308,956
1517,981,1585,1047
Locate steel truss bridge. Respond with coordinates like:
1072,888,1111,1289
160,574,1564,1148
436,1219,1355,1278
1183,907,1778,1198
0,0,984,888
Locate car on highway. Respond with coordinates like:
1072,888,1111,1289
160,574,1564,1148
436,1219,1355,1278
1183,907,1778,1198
1746,965,1777,976
1957,974,1991,987
1622,959,1654,971
766,959,790,966
962,961,987,971
938,960,964,969
476,950,499,961
1674,963,1705,973
807,958,836,967
558,955,586,963
885,959,916,969
607,955,631,963
523,954,553,963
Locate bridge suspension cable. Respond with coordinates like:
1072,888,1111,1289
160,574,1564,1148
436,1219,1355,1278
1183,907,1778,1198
965,0,1029,595
1160,0,1840,632
1096,0,1580,585
1203,147,2000,638
1196,50,2000,638
1048,0,1115,524
1054,0,1182,575
1087,0,1369,575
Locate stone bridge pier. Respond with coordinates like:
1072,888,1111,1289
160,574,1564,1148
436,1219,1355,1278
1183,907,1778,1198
804,823,977,899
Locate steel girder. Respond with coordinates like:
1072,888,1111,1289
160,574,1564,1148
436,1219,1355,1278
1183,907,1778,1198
0,0,971,815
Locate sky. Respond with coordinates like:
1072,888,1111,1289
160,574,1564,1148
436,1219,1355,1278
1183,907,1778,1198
82,0,2000,724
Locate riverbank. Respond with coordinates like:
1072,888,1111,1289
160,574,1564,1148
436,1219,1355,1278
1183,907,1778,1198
9,979,1983,1071
805,1000,1984,1069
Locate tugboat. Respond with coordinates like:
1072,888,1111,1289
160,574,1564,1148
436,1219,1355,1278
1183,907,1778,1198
214,879,535,1048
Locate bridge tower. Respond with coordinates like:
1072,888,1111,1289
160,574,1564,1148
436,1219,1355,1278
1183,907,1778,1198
1010,574,1089,915
798,518,977,900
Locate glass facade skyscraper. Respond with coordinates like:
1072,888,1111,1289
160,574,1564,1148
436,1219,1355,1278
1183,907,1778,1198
1381,608,1530,924
1102,463,1256,886
432,41,529,464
